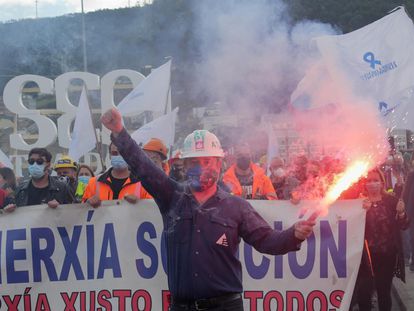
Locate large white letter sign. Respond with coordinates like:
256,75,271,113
3,75,57,150
56,72,100,148
100,69,145,145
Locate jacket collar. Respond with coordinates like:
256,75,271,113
183,182,230,201
20,175,60,191
97,167,140,184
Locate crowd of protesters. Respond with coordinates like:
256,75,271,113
1,132,414,311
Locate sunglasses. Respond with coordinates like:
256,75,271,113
28,158,45,165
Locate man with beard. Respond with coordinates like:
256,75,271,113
223,143,277,200
54,155,78,198
101,108,315,310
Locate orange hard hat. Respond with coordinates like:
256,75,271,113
143,138,168,160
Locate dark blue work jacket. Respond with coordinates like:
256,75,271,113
112,129,301,300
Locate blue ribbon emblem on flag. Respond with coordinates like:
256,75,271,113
363,52,382,69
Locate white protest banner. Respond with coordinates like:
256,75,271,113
68,87,97,162
117,60,171,116
0,200,365,310
131,107,178,148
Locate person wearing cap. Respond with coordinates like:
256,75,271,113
101,108,315,310
223,143,277,200
169,150,185,182
82,142,151,207
54,155,79,199
143,138,170,174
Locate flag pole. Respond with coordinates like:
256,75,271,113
82,85,106,172
164,57,173,158
164,57,172,114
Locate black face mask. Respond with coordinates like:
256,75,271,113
171,165,185,182
236,157,251,170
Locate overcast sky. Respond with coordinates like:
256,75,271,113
0,0,150,22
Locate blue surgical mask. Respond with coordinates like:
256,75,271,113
111,155,128,170
28,163,46,179
78,176,91,185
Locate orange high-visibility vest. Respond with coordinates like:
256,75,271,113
223,163,277,200
82,171,152,202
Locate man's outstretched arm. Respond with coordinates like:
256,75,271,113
101,108,175,211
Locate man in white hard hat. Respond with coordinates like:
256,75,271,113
101,108,315,311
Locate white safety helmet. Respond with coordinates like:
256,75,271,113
181,130,224,159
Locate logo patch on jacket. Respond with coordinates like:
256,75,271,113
216,233,228,247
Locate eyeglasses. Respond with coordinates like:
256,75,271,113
28,158,45,165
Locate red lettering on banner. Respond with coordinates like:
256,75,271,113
131,290,151,311
24,287,33,311
263,291,283,311
162,290,171,311
35,293,51,311
90,291,96,310
61,292,78,311
286,291,305,311
3,295,21,310
80,292,86,311
244,291,263,311
329,290,344,310
306,290,328,311
97,290,112,311
113,290,132,311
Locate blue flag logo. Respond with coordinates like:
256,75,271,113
363,52,382,69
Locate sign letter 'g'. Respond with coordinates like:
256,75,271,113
3,75,57,150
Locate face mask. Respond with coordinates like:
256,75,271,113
236,157,251,170
28,163,46,179
366,181,382,193
78,176,91,185
111,155,128,170
186,165,219,192
171,166,185,181
58,175,70,184
274,168,285,177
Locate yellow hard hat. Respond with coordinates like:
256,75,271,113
54,156,77,170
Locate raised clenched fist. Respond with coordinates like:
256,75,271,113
101,108,124,134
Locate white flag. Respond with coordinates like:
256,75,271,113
68,87,96,162
118,60,171,116
292,7,414,130
316,7,414,104
131,107,178,148
0,148,13,168
379,87,414,131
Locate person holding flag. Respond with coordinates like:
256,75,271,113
101,107,315,310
